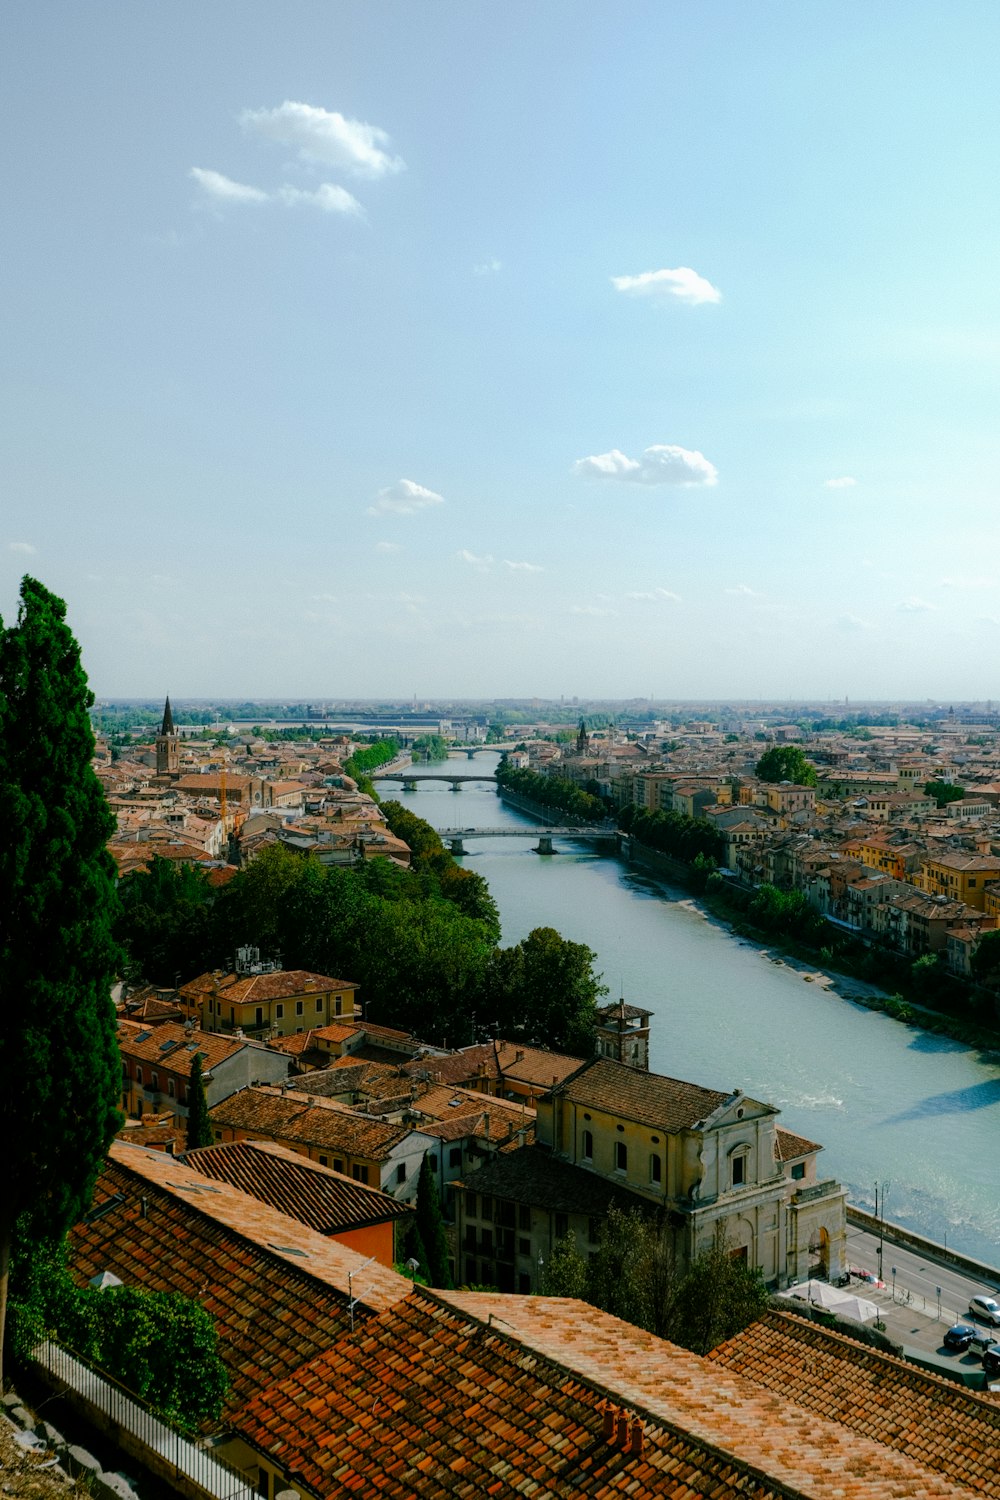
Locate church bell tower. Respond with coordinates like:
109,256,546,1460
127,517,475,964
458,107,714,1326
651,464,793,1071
156,696,180,777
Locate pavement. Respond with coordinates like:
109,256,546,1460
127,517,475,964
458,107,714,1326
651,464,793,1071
839,1220,1000,1375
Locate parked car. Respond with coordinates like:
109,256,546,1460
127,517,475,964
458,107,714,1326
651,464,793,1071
943,1323,976,1351
969,1295,1000,1327
983,1344,1000,1379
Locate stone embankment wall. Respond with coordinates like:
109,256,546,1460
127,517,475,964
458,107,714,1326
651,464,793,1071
496,787,595,828
847,1205,1000,1286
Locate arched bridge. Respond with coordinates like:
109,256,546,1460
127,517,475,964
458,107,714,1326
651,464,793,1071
435,826,622,855
378,772,497,790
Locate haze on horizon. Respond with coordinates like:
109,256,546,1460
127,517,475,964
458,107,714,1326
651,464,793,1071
4,2,1000,701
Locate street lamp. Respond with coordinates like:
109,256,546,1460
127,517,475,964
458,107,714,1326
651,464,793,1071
875,1179,890,1282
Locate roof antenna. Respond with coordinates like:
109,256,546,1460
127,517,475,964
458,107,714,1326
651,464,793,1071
348,1257,376,1332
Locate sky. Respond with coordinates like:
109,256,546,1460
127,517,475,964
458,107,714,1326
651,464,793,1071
4,2,1000,701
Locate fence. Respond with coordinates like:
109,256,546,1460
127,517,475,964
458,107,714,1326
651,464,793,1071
29,1340,258,1500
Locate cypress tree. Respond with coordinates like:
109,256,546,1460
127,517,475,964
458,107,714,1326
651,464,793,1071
414,1159,452,1289
185,1054,213,1149
0,578,122,1382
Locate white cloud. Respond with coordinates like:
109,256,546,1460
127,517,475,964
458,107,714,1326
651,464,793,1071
573,444,718,487
277,183,363,216
626,587,681,602
896,597,935,613
190,167,269,204
457,549,494,569
8,541,36,554
724,583,762,598
611,266,721,306
503,559,543,572
571,605,617,617
940,574,996,590
241,101,404,178
375,541,401,553
474,258,502,276
368,479,444,516
824,475,857,490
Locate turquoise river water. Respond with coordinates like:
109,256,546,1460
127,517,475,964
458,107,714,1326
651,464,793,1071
376,753,1000,1265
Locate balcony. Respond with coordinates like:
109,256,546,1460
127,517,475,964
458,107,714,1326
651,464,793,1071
792,1178,844,1206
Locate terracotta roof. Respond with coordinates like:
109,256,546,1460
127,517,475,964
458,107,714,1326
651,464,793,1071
237,1288,980,1500
557,1057,774,1132
775,1126,823,1161
402,1039,585,1092
209,1086,411,1160
117,1020,264,1079
181,1140,411,1233
69,1142,409,1421
458,1145,651,1217
710,1308,1000,1493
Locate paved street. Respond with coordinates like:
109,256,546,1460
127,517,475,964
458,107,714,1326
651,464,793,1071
836,1221,1000,1373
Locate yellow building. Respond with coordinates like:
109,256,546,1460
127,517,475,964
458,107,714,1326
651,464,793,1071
920,852,1000,911
180,956,358,1040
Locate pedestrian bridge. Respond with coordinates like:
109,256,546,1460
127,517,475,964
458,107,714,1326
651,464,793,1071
436,826,621,855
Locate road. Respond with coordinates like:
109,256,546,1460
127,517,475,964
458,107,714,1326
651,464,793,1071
841,1221,1000,1364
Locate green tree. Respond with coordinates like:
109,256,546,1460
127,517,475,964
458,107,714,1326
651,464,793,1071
970,928,1000,985
540,1235,588,1299
186,1054,213,1149
484,926,605,1055
754,745,817,786
0,578,122,1384
670,1239,769,1355
924,779,965,808
414,1160,452,1288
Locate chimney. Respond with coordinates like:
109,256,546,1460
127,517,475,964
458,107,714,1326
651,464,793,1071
614,1410,629,1447
515,1049,524,1063
601,1403,616,1440
628,1416,645,1457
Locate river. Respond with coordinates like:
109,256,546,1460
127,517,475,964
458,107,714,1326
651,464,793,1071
375,753,1000,1266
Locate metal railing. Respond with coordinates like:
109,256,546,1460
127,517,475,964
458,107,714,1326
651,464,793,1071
29,1339,257,1500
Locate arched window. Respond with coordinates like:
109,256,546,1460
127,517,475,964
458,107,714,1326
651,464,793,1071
649,1154,662,1184
730,1146,750,1188
582,1129,594,1160
614,1141,627,1173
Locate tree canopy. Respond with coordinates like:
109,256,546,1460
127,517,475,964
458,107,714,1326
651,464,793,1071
754,745,817,786
924,779,965,808
0,577,122,1380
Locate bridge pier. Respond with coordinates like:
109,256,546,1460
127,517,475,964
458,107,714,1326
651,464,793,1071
535,835,555,855
449,837,466,855
403,778,417,791
465,748,476,759
449,780,462,792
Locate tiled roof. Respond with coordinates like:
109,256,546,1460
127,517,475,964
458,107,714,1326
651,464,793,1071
237,1288,979,1500
710,1308,1000,1494
403,1039,585,1093
458,1145,651,1217
774,1126,823,1161
69,1142,409,1421
181,1140,411,1232
209,1086,411,1160
117,1020,260,1079
557,1057,773,1132
218,969,356,1002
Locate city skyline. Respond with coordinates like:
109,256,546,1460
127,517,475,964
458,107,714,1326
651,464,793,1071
5,3,1000,698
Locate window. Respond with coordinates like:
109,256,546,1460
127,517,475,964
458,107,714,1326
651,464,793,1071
255,1007,263,1026
135,1067,143,1085
319,1155,328,1166
614,1141,627,1173
230,1008,235,1024
396,1163,406,1184
791,1162,806,1181
352,1164,369,1185
449,1147,462,1168
555,1213,569,1240
168,1079,175,1097
333,1159,343,1173
518,1238,530,1257
275,1003,284,1019
121,1061,127,1077
518,1205,531,1231
732,1152,747,1187
480,1196,493,1222
582,1129,594,1160
467,1194,477,1219
315,997,323,1013
518,1273,532,1293
649,1153,662,1184
335,997,342,1016
151,1072,158,1091
295,1000,304,1016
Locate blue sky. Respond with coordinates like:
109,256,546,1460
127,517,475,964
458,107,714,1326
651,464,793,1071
4,2,1000,700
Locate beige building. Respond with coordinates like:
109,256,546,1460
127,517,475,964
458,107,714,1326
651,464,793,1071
180,952,358,1039
456,1058,846,1293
